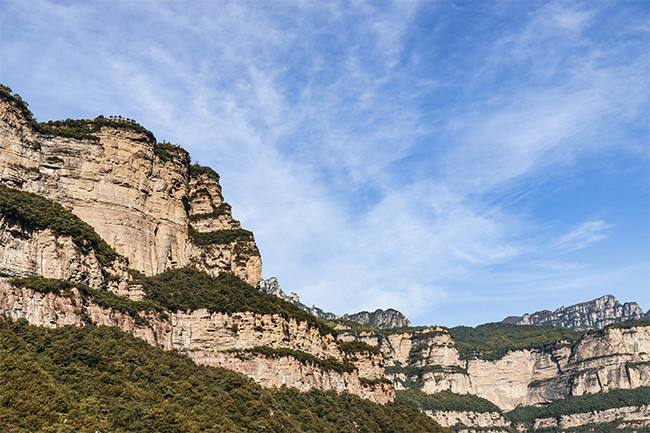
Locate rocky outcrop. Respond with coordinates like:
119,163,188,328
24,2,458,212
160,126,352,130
0,213,103,286
0,94,260,285
258,277,305,307
0,213,130,291
345,309,411,329
338,323,650,411
425,410,510,432
258,277,410,329
529,404,650,430
502,295,647,330
0,279,394,404
195,351,394,404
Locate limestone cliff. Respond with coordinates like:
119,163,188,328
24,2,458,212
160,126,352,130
337,323,650,411
0,90,260,285
258,276,411,329
0,87,395,403
530,404,650,430
0,279,394,404
345,309,411,329
425,410,510,433
502,294,647,330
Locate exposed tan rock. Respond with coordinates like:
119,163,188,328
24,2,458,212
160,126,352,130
0,280,394,404
503,294,647,330
340,323,650,411
0,97,261,286
531,404,650,430
425,410,510,430
191,350,394,404
351,351,386,380
0,213,129,290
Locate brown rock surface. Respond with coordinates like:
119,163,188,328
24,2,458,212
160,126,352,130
339,323,650,411
0,96,260,285
0,280,394,404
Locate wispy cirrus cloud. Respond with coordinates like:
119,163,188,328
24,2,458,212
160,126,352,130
1,0,647,325
552,220,612,253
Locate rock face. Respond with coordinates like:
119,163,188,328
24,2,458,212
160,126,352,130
0,213,104,286
0,94,261,286
425,410,510,432
502,294,647,330
337,323,650,411
258,277,305,307
0,90,395,403
0,212,131,291
258,276,411,329
345,309,411,329
531,405,650,430
0,280,394,404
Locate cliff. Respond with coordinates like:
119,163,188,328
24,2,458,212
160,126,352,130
0,316,447,433
259,276,411,329
502,294,647,330
0,87,393,404
0,278,393,403
530,404,650,430
337,322,650,411
0,89,260,285
1,86,646,427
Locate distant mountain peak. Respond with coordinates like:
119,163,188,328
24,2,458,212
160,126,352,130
502,294,647,330
258,277,411,329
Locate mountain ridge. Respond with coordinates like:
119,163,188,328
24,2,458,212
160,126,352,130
1,85,648,432
258,276,412,329
502,294,649,330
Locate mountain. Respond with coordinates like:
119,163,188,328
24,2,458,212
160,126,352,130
0,318,445,433
0,85,396,406
502,294,648,330
258,276,411,329
0,87,261,286
1,85,648,432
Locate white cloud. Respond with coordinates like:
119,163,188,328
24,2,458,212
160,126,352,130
552,220,612,253
2,0,646,325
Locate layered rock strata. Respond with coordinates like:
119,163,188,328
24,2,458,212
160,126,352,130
0,280,393,404
529,404,650,430
425,410,510,433
0,95,260,285
502,294,647,330
337,324,650,411
0,213,130,291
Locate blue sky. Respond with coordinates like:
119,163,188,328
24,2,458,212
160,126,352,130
1,0,648,326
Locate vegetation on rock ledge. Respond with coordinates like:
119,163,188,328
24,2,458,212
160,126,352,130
337,339,382,356
154,140,190,164
0,318,447,433
189,163,220,181
0,184,117,266
130,267,337,337
188,225,254,246
507,387,650,429
1,84,156,143
397,389,502,414
448,322,585,360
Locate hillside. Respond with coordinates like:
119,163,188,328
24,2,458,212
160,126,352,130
0,317,446,433
1,84,648,432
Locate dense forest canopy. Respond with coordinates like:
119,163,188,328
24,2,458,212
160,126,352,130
0,317,447,433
